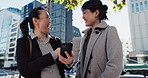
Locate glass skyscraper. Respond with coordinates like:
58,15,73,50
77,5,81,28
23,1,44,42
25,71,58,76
0,7,21,68
128,0,148,51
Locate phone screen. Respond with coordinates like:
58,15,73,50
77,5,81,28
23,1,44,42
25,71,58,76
60,43,73,58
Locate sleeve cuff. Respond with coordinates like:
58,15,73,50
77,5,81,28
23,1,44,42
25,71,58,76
50,51,58,59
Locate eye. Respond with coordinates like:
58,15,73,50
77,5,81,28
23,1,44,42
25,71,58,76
47,16,50,19
83,11,87,14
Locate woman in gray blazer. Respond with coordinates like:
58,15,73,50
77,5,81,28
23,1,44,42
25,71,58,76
76,0,123,78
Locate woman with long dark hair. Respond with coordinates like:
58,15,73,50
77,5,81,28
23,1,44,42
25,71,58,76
16,7,74,78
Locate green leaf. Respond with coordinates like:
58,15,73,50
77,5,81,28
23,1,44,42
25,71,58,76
59,0,64,4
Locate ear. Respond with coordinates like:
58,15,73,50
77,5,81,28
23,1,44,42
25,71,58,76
95,10,99,17
32,17,39,26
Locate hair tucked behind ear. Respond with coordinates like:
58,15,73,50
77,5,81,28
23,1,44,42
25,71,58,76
20,17,29,37
20,7,45,37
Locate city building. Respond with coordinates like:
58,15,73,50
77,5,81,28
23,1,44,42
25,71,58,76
127,0,148,68
128,0,148,51
21,0,45,20
121,39,133,57
72,26,81,38
121,39,133,64
0,7,21,68
49,1,73,43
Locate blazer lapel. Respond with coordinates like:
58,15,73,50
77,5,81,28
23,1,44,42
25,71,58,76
79,30,88,77
82,30,102,77
81,21,108,77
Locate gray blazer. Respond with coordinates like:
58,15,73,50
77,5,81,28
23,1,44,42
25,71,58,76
76,21,123,78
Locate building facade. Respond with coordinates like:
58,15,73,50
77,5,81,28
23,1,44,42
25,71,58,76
128,0,148,51
21,0,45,20
0,7,21,68
121,39,133,57
72,26,81,38
49,1,73,43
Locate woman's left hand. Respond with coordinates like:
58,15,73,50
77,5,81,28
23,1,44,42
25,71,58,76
58,51,74,65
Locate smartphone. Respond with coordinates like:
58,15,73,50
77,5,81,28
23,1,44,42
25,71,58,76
60,43,73,58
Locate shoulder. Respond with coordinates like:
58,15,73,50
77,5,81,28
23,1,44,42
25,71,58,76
49,36,61,50
17,36,30,45
17,36,27,41
50,36,61,43
106,26,118,33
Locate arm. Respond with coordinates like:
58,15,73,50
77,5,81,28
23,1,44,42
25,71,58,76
16,37,55,77
99,26,123,78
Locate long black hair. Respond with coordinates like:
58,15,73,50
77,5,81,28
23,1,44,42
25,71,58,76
81,0,108,20
20,7,45,37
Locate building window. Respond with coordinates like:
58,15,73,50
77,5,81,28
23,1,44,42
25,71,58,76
54,27,56,30
52,13,54,17
10,38,16,42
12,23,17,27
8,59,13,61
52,5,54,9
140,2,144,11
11,28,17,32
136,3,139,12
144,1,148,10
52,19,54,24
8,53,14,57
13,19,17,21
54,19,56,23
9,48,15,52
10,33,16,37
131,4,135,12
9,43,15,47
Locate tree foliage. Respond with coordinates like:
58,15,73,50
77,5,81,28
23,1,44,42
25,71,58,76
109,0,126,12
40,0,126,11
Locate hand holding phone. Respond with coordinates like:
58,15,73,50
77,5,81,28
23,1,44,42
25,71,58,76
60,43,73,58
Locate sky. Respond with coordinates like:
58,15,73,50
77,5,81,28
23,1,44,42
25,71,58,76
0,0,131,40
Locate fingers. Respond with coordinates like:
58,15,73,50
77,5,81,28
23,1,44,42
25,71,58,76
58,51,74,65
65,51,70,58
59,54,67,64
71,51,74,57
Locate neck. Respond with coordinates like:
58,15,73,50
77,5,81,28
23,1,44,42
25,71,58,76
34,30,46,40
92,20,101,29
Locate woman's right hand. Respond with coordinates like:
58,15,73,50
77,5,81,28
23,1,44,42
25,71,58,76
55,48,61,55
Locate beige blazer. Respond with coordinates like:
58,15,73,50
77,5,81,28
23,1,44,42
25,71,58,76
76,21,123,78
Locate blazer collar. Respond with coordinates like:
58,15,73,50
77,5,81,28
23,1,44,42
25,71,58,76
82,21,108,35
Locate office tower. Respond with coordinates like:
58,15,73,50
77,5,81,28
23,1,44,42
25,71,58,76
72,26,81,38
21,0,45,20
0,7,21,68
128,0,148,51
49,1,73,43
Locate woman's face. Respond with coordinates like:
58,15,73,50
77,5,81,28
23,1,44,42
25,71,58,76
82,9,99,28
36,10,51,34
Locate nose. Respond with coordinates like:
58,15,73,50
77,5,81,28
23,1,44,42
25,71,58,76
49,19,51,23
82,15,85,20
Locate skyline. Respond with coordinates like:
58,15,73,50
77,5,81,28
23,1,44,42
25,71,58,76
0,0,131,40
